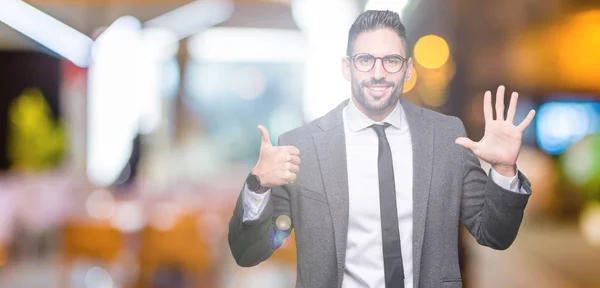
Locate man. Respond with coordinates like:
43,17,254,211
228,10,535,288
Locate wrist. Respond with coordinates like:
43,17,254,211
492,164,517,177
248,167,270,194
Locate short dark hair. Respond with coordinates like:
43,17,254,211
346,10,408,57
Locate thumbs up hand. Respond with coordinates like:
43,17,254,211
252,125,301,189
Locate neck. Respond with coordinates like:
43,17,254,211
351,97,397,122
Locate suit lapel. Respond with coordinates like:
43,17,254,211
313,100,349,288
401,98,434,288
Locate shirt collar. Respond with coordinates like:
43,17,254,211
345,98,405,133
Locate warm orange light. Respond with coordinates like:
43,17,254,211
418,84,448,107
556,10,600,91
508,9,600,93
420,57,455,89
414,35,450,70
415,57,455,107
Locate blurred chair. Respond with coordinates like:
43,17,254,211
60,220,124,287
0,242,7,268
136,212,212,288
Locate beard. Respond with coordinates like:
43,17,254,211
351,75,404,113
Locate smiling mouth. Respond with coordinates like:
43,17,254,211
365,85,391,96
367,86,390,91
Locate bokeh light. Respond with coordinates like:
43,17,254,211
231,67,267,100
414,35,450,70
84,266,114,288
270,228,291,250
556,10,600,92
561,134,600,197
2,1,600,287
149,202,180,231
417,83,448,107
508,9,600,92
580,202,600,247
415,57,455,107
85,189,116,220
276,215,292,231
537,102,600,155
188,28,305,63
110,202,144,233
421,57,455,88
88,15,167,186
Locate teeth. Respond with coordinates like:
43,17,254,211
368,87,388,92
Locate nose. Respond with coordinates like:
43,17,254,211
372,58,386,79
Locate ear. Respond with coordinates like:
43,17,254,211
342,56,352,82
404,58,414,82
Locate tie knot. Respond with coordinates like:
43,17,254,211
370,123,391,137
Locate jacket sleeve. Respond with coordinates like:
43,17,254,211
228,135,294,267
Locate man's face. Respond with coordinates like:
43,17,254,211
342,28,413,113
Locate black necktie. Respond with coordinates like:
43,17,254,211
371,123,405,288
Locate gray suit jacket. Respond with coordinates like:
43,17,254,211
228,98,532,288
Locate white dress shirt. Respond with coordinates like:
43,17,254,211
242,99,527,288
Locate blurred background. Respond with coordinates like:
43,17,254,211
0,0,599,287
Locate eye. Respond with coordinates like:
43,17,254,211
355,55,373,64
385,57,401,65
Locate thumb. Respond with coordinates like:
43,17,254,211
455,137,477,150
258,125,272,148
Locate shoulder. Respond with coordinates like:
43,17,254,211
406,104,467,143
417,106,465,135
416,107,469,165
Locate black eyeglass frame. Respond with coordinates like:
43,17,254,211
347,53,409,74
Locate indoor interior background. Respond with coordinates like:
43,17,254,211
0,0,599,287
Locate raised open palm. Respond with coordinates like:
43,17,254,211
455,85,536,174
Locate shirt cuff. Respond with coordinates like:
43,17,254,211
242,183,271,222
489,165,529,194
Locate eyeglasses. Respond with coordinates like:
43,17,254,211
348,53,408,74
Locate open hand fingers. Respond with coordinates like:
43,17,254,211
506,92,518,124
517,109,536,132
495,85,505,121
483,90,493,123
